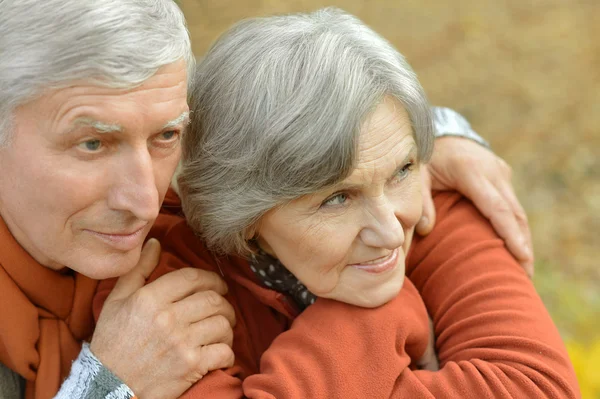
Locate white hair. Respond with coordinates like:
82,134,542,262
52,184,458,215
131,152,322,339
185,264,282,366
0,0,194,146
179,7,434,256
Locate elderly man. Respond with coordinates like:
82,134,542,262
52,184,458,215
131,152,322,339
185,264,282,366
0,1,236,399
0,1,532,399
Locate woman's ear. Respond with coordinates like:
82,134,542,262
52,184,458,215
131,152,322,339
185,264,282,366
243,223,258,241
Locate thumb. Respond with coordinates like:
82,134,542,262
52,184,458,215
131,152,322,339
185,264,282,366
108,238,162,301
416,166,436,236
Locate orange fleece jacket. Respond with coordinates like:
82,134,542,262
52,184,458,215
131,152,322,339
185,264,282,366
94,191,580,398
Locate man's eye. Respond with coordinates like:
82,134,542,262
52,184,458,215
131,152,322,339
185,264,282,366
78,139,102,152
159,130,179,140
322,193,348,207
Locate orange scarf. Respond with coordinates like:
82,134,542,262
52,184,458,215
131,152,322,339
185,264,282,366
0,216,98,399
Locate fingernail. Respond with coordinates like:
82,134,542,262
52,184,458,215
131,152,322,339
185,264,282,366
419,216,429,228
143,238,157,251
522,243,532,259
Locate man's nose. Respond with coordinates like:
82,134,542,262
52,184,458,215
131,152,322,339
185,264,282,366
359,196,405,250
107,150,160,221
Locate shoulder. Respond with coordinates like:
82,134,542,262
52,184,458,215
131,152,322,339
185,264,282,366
423,190,497,241
430,190,490,229
407,190,505,274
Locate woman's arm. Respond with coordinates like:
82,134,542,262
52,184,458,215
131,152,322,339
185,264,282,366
96,278,430,399
240,281,430,399
396,191,579,398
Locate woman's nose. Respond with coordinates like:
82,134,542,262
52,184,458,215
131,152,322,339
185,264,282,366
359,196,405,250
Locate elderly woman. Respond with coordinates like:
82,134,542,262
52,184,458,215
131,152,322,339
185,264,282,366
95,7,578,399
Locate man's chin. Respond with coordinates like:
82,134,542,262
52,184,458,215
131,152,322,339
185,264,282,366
68,250,143,280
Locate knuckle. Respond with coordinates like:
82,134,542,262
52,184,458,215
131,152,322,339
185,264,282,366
181,349,201,372
154,309,176,331
498,159,512,177
213,314,232,333
180,267,200,281
199,270,227,293
203,290,224,308
462,154,480,169
515,209,529,222
227,306,237,327
223,347,235,367
130,289,155,312
224,326,234,347
489,196,511,215
205,344,235,370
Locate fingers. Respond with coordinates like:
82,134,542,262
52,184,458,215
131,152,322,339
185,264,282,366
196,343,236,373
496,180,534,277
416,166,436,236
109,238,162,301
145,267,228,304
465,178,533,276
189,315,235,348
175,290,237,327
428,136,534,276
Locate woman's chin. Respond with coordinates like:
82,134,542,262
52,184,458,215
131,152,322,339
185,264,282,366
334,274,406,308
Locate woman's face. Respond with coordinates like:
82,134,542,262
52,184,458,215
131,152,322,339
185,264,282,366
256,98,423,308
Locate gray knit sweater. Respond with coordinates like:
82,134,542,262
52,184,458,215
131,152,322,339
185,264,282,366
0,106,484,399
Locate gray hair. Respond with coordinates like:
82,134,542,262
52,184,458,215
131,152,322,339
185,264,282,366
0,0,194,147
179,7,434,256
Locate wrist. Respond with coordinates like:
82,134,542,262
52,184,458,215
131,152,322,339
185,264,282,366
56,343,135,399
432,106,491,149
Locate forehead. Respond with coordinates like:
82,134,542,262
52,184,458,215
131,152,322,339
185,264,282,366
352,98,415,173
28,61,189,134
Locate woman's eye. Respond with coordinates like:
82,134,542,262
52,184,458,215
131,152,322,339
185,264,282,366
395,162,414,180
322,193,348,207
78,139,102,152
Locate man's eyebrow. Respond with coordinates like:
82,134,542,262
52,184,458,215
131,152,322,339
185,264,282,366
162,111,190,130
72,117,123,133
66,111,190,135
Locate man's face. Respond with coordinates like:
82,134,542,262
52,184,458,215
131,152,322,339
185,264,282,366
0,61,188,279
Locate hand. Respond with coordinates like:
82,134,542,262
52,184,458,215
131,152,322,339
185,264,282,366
90,239,236,399
417,137,534,277
416,317,439,371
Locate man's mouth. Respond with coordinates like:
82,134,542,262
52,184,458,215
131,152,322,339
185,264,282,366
84,223,148,251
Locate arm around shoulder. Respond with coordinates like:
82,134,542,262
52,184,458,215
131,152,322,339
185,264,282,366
401,191,580,398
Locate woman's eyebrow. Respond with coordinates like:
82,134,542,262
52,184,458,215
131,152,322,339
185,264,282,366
331,144,418,192
390,146,418,176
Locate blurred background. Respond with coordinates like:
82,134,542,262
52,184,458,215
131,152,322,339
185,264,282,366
178,0,599,395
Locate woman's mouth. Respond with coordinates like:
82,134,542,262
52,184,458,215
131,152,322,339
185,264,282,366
350,248,399,274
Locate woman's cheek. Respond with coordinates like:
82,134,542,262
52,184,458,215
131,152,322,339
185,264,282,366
395,175,424,227
300,237,353,296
